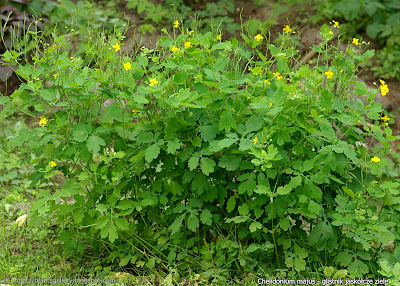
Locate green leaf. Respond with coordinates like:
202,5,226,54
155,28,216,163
145,144,160,163
355,81,368,96
167,139,180,154
226,196,236,213
199,125,219,142
200,157,216,176
100,221,118,243
219,110,237,133
308,200,321,215
249,221,262,232
218,155,242,171
294,257,306,272
238,178,256,195
2,50,12,61
218,134,239,149
303,160,313,171
57,179,81,198
289,176,302,189
170,213,186,234
187,214,200,232
116,200,135,210
225,216,248,223
174,70,188,84
276,185,292,195
188,156,200,170
96,204,108,212
349,259,369,276
200,209,213,226
335,252,353,267
214,56,227,71
280,217,290,231
72,125,89,142
238,203,249,216
308,220,337,251
134,94,149,104
254,185,271,195
86,135,106,154
191,173,209,195
239,137,254,151
119,256,133,267
245,115,264,134
114,217,129,231
167,250,177,264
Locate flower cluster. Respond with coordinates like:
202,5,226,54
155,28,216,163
39,117,48,126
254,34,263,42
325,70,333,79
124,62,131,71
113,42,121,52
283,25,292,34
332,20,340,28
149,78,159,87
273,72,282,80
380,79,389,96
184,42,192,49
371,156,380,163
171,46,180,53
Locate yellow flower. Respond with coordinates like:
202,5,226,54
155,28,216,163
371,156,380,163
283,25,292,34
352,38,359,46
269,102,273,107
254,34,263,42
53,73,58,79
149,78,159,87
273,72,283,80
217,34,221,41
184,42,192,49
132,109,138,114
253,137,258,145
52,44,57,49
171,46,180,53
332,20,340,28
17,195,21,200
113,42,121,52
264,79,271,85
380,79,389,96
50,161,57,167
381,115,390,122
39,117,48,126
174,20,179,28
123,62,131,71
325,70,334,79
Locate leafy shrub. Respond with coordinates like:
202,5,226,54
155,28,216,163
1,21,400,282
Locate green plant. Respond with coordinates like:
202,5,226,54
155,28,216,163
306,0,400,79
1,19,400,282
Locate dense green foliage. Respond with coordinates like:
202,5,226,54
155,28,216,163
1,18,400,284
